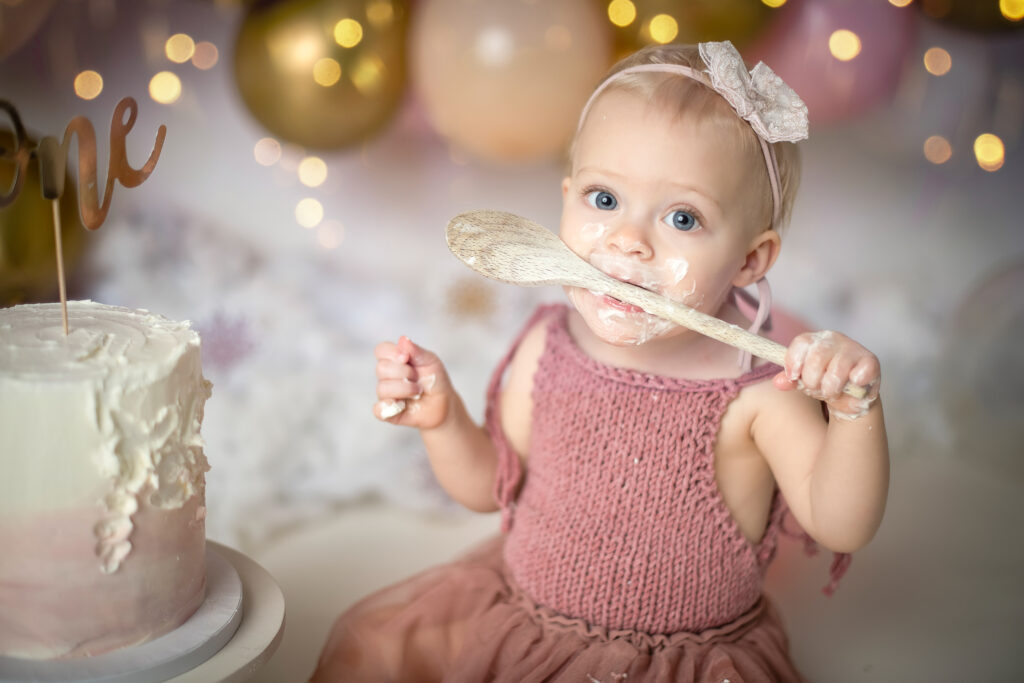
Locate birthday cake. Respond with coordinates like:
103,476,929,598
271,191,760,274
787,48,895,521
0,300,212,659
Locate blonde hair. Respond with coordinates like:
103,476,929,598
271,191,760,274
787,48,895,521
571,44,801,234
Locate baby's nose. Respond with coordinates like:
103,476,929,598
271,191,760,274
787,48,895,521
606,222,653,258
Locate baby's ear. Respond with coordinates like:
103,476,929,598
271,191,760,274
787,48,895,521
733,229,781,287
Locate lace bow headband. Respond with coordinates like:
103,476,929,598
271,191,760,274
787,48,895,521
577,40,809,229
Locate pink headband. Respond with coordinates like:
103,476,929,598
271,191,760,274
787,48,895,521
576,41,809,230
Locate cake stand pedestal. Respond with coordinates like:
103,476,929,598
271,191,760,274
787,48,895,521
165,542,284,683
0,541,284,683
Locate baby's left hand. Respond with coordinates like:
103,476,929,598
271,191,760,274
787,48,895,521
773,330,881,420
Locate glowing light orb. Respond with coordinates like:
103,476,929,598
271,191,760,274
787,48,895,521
296,198,324,228
974,133,1005,172
828,29,862,61
166,33,196,64
923,135,952,164
607,0,636,27
298,156,328,187
149,71,182,104
74,70,103,100
254,137,282,166
924,46,952,75
648,14,679,44
334,18,364,48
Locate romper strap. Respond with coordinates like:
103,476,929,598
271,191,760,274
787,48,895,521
486,304,561,532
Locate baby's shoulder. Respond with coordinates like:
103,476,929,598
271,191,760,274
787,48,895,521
505,313,552,388
731,365,828,440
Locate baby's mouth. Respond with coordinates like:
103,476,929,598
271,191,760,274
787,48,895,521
587,275,657,314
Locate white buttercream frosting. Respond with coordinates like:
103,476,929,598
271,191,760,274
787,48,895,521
0,301,212,574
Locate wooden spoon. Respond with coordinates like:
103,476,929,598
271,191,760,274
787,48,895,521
446,209,866,399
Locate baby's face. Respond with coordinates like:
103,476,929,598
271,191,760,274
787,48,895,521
560,89,761,346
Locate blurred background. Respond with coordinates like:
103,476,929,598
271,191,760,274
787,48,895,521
2,0,1023,680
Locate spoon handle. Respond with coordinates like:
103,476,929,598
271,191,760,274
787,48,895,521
600,278,868,400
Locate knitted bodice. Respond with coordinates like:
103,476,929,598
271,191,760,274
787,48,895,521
486,304,787,635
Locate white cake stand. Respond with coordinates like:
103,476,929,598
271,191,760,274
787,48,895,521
0,541,284,683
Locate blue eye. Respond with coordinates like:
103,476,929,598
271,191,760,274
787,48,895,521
586,190,618,211
665,210,699,232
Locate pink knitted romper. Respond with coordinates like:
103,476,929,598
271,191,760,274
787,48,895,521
311,304,848,682
492,304,785,634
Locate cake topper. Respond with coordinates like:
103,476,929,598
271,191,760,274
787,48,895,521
0,97,166,334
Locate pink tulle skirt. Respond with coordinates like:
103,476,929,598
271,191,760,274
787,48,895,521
310,535,805,683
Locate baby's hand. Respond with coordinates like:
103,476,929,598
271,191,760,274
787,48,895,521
773,330,881,420
374,336,451,429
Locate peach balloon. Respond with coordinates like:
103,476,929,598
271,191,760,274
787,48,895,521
410,0,613,164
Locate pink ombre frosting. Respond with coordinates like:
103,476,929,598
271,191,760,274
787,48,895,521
0,301,211,659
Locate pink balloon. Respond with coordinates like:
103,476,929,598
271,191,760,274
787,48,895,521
746,0,918,126
409,0,613,163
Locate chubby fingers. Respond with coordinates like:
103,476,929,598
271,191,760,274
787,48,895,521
776,330,883,419
373,336,440,421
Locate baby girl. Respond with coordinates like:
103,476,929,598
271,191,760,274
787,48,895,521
313,40,889,683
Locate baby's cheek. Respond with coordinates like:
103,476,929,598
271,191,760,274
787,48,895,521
562,222,604,255
663,274,702,309
580,222,611,245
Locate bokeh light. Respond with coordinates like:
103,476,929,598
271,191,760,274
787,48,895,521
974,133,1005,172
607,0,637,27
761,0,787,7
351,55,384,94
165,33,196,64
295,198,324,228
149,71,182,104
317,219,344,250
888,0,913,7
828,29,862,61
924,47,952,75
192,41,219,70
924,135,952,164
313,57,342,86
254,137,282,166
73,70,103,100
1001,0,1024,21
334,18,363,48
298,156,328,187
366,0,395,27
648,14,679,44
475,26,515,67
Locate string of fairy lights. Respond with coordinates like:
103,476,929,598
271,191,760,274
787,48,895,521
54,0,1021,244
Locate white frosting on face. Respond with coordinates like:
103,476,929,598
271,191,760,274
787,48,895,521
0,301,211,574
581,222,611,241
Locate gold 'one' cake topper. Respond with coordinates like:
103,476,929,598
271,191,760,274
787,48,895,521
0,97,165,334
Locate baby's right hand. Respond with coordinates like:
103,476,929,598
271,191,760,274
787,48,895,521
374,336,451,430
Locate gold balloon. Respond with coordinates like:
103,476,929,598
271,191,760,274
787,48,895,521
610,0,776,57
0,130,86,307
410,0,613,164
233,0,409,150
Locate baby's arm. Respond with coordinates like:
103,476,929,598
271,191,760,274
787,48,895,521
374,327,543,513
754,331,890,554
374,336,499,512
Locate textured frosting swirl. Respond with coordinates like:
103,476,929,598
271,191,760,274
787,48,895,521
0,300,195,380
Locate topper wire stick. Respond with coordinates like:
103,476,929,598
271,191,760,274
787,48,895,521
38,136,68,334
51,199,68,335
